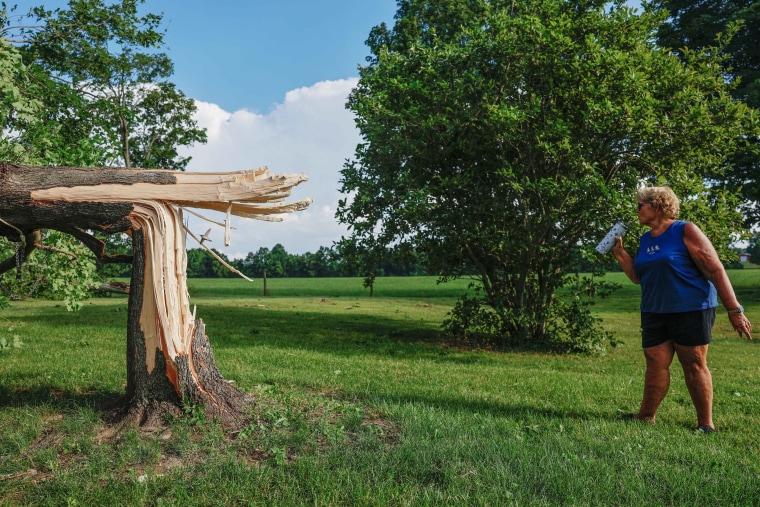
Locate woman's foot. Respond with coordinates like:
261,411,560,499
622,412,655,424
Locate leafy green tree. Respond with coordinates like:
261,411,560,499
127,82,205,169
238,247,268,278
267,244,289,278
11,0,206,170
653,0,759,107
0,36,100,308
186,248,231,278
0,37,44,164
237,245,289,278
338,0,758,352
1,1,207,308
652,0,760,225
310,246,341,277
236,245,342,278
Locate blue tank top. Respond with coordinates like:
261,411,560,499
633,220,717,313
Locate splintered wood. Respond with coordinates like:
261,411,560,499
131,202,192,375
31,167,313,221
30,167,312,376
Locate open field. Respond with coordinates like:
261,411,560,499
1,273,760,505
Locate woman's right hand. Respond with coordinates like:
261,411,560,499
612,236,640,284
612,236,624,256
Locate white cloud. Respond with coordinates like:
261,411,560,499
179,78,361,258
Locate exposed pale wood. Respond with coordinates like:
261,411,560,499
172,199,313,219
31,168,309,204
29,168,314,223
130,201,194,375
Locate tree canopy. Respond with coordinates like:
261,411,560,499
652,0,760,225
338,0,759,352
8,0,207,170
653,0,759,108
1,0,207,307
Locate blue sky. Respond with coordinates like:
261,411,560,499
145,0,398,113
21,0,398,113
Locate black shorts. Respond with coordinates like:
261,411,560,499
640,308,716,348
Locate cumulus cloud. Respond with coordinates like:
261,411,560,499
179,79,361,258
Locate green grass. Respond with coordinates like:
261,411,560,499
2,274,760,505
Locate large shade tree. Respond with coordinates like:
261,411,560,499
12,0,207,170
337,0,759,352
652,0,760,225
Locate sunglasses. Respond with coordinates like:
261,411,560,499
637,202,649,211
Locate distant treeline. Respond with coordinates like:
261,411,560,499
102,244,434,279
102,242,748,279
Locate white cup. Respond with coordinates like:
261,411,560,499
595,222,628,254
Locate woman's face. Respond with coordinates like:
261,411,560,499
637,200,657,225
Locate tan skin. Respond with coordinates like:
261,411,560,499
612,200,752,430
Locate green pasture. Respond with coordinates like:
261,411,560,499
1,274,760,505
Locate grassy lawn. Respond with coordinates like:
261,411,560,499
1,273,760,505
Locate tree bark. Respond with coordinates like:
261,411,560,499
0,163,311,430
112,227,254,428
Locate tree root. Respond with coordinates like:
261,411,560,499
99,321,255,438
175,320,256,427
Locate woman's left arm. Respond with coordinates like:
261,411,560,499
683,222,752,339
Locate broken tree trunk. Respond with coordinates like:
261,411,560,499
0,163,312,428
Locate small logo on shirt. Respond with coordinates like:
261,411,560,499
647,245,660,255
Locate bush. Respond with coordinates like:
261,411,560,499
443,277,618,354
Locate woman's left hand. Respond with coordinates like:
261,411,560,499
729,312,753,339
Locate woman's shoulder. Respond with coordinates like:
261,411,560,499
671,220,691,234
681,220,706,238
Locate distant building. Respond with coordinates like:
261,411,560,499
739,253,751,263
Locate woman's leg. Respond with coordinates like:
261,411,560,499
637,340,676,422
674,343,713,429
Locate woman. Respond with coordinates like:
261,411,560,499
611,186,752,433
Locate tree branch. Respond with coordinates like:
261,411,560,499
0,230,41,276
62,227,133,264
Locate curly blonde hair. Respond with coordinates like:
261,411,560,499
636,186,680,219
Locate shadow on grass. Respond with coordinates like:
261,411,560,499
0,383,123,412
205,304,507,365
362,390,603,424
12,302,459,359
0,383,607,430
3,302,606,423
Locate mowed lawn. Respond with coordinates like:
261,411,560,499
1,273,759,506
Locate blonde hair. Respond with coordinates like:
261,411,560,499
636,186,680,219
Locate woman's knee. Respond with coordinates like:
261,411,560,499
643,341,675,367
675,344,711,377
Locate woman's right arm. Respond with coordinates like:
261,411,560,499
612,236,640,284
